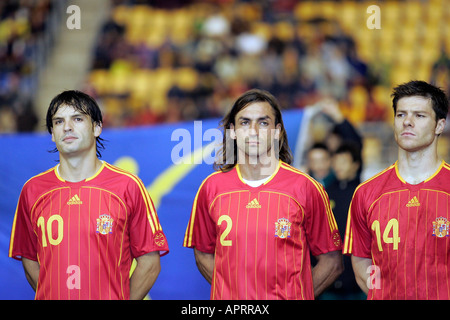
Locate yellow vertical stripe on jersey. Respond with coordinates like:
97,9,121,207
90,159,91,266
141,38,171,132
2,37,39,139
8,167,57,258
183,171,221,248
280,163,335,229
280,163,338,232
343,201,353,254
344,163,396,254
105,163,159,234
8,201,20,258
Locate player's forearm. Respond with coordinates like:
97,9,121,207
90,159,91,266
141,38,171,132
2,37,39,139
194,248,214,284
312,250,343,298
351,255,372,295
129,252,161,300
22,258,40,291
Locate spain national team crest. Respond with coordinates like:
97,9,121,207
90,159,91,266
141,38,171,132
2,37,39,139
96,214,113,235
275,218,292,239
432,217,450,238
154,231,166,247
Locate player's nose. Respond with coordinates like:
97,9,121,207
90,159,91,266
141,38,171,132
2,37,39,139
403,114,413,127
63,120,74,131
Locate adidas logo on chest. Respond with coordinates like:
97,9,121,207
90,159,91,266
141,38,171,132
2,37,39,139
406,196,420,207
67,194,83,205
246,198,261,209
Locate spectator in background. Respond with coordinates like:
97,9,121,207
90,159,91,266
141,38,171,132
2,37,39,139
319,98,362,153
323,142,365,300
430,46,450,96
0,0,54,133
306,142,335,188
307,98,365,300
318,98,364,179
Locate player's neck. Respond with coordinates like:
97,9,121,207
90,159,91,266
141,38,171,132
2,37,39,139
397,147,442,184
237,156,279,181
58,153,103,182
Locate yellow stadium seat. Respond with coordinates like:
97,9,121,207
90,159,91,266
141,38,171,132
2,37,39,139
404,2,422,23
336,1,358,33
293,2,320,20
273,21,295,42
130,70,154,102
251,22,272,41
144,30,165,48
372,85,392,112
175,67,198,91
89,70,109,96
109,71,131,96
390,65,413,86
234,2,262,22
347,85,368,124
130,5,152,28
153,68,175,93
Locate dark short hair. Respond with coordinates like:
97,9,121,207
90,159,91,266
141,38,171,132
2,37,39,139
334,142,361,164
308,142,330,155
391,80,449,121
214,88,293,172
46,90,105,158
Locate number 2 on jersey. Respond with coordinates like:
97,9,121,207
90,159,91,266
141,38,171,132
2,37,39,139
371,218,400,251
218,215,232,246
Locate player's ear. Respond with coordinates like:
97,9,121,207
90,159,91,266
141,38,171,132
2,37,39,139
93,121,102,138
435,118,446,136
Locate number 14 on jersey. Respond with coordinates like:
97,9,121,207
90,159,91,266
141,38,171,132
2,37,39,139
371,218,400,251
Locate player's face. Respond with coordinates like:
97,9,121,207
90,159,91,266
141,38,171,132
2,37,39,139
394,96,446,153
51,104,102,157
230,101,281,162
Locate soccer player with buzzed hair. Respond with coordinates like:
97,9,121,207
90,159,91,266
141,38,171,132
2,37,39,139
344,80,450,299
9,90,169,300
184,89,343,300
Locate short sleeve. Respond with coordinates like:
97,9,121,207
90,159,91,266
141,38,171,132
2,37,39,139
128,178,169,258
343,187,372,258
183,178,216,254
9,184,38,261
304,179,342,256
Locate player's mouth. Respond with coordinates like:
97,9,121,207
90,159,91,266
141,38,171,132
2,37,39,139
63,135,78,142
401,131,415,136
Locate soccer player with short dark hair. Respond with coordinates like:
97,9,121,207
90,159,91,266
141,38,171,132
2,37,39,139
184,89,343,300
344,80,450,299
9,90,169,300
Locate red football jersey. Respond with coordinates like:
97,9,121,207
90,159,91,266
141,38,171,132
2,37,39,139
184,161,341,300
9,162,169,300
344,161,450,300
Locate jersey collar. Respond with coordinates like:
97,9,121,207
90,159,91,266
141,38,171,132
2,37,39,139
236,160,281,186
54,161,106,182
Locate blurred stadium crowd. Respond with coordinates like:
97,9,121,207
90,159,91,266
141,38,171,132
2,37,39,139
0,0,449,138
0,0,60,132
